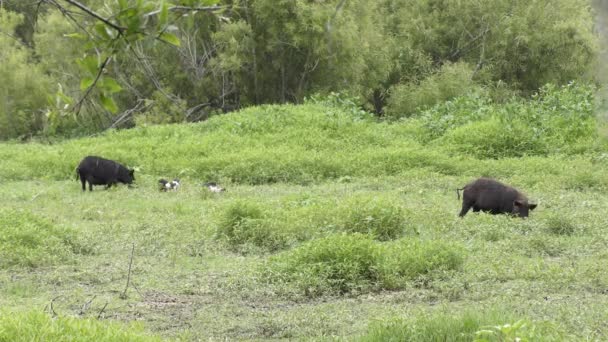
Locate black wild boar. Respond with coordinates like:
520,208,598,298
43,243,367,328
76,156,135,192
457,178,537,218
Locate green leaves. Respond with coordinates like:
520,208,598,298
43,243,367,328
159,32,180,46
79,77,94,91
100,94,118,113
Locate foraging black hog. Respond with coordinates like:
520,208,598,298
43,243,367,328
457,178,537,218
76,156,135,192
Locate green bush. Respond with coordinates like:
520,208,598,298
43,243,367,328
385,62,480,118
435,82,597,158
336,196,408,241
0,310,161,341
264,234,465,296
378,240,465,290
264,234,380,296
216,200,289,252
441,118,543,159
0,210,90,268
544,216,577,236
360,310,564,342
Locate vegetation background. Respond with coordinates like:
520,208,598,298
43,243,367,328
1,0,608,340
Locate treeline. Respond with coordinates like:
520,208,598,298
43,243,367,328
0,0,599,139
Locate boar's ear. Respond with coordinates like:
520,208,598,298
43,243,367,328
513,199,523,207
529,203,537,211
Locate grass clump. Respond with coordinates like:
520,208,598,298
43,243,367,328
216,200,289,253
360,310,564,342
0,210,89,268
0,311,162,342
378,240,465,290
337,196,408,241
544,215,577,236
264,234,465,296
264,234,380,296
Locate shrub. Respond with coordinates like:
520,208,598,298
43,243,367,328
0,210,89,268
0,310,161,341
264,234,465,296
385,62,480,119
264,234,380,296
337,196,408,241
216,200,289,252
544,216,577,236
378,240,465,290
441,118,544,159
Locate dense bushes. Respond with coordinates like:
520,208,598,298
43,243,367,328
263,234,464,296
0,0,600,137
419,83,599,158
0,210,90,267
385,62,480,118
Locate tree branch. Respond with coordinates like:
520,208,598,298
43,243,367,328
145,5,225,17
73,55,111,115
61,0,126,34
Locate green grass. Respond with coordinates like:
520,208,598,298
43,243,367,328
0,99,607,340
0,310,163,341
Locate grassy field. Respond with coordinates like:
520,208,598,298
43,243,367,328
1,90,608,340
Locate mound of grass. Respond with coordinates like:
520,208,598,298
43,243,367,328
336,196,408,241
360,310,564,342
0,311,162,341
544,215,577,236
264,234,465,296
0,210,89,267
378,240,465,290
216,200,290,253
264,234,380,296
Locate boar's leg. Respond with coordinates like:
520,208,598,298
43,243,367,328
80,175,86,192
459,200,474,217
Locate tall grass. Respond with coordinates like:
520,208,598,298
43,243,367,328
0,311,162,341
0,83,602,184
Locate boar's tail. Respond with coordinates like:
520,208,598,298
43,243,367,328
456,188,465,200
75,167,80,180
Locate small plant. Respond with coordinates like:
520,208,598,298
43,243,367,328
378,239,465,289
216,200,289,252
544,216,576,236
339,196,408,241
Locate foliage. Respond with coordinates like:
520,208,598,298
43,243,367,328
0,0,600,138
0,311,162,342
436,83,598,158
385,62,480,118
0,10,52,140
